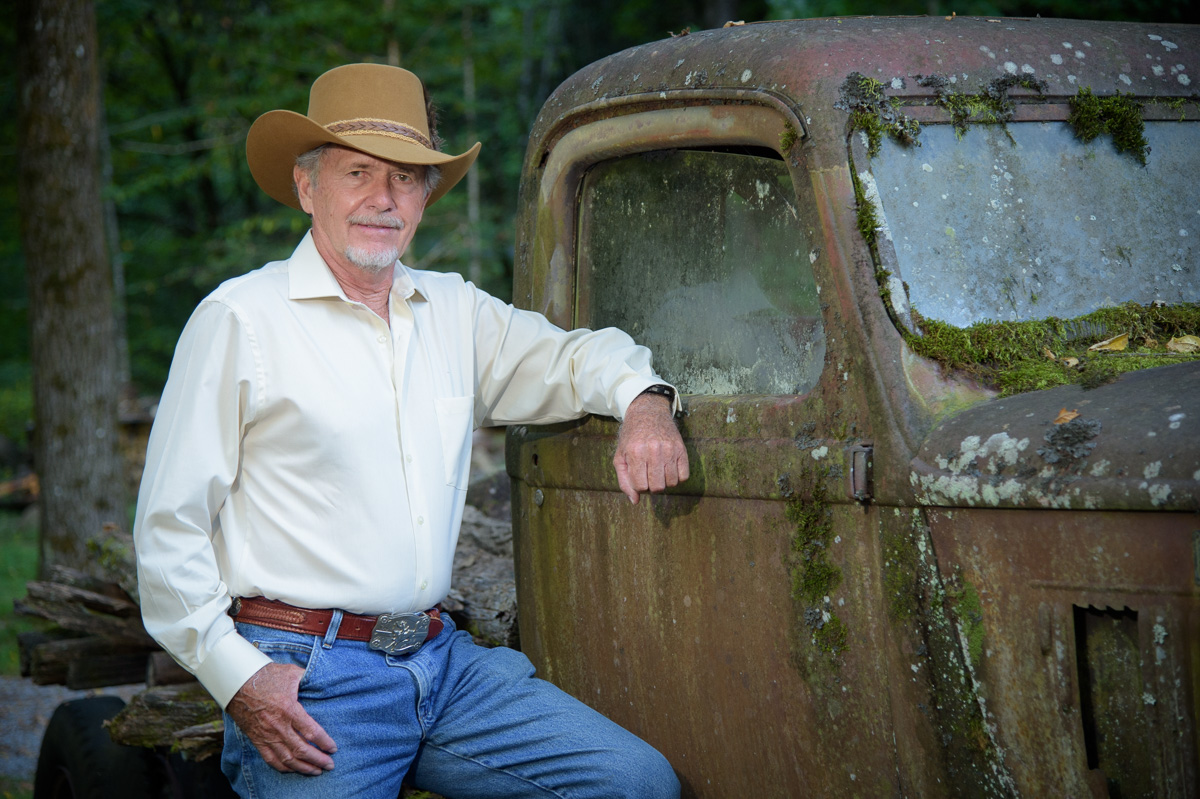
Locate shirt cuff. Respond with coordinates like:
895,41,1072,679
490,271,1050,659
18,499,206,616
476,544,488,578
614,378,683,420
193,628,274,710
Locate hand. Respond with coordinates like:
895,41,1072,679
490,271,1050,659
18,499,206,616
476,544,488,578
225,662,337,775
613,393,689,504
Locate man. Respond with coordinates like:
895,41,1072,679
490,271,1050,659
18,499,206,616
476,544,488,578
134,63,688,798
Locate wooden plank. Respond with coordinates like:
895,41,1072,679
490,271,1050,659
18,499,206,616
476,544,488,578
14,596,155,645
65,653,150,690
26,634,154,687
25,579,140,617
17,629,79,678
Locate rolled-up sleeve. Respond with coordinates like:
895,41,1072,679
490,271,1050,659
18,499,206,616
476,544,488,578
133,300,271,709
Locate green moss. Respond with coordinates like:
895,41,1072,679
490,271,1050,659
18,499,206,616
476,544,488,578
839,73,920,157
779,121,799,152
852,172,879,249
813,614,848,653
1150,95,1199,121
917,74,1045,140
781,469,845,656
906,302,1200,396
902,514,1008,780
1069,87,1149,165
881,522,919,622
950,581,985,669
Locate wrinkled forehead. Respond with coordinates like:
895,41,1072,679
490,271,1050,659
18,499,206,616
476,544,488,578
321,144,426,175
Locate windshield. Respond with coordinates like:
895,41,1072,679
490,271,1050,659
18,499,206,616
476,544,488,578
867,121,1199,327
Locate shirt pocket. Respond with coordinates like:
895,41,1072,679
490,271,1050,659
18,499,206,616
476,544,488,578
434,395,475,489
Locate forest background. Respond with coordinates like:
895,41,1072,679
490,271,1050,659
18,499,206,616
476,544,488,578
0,0,1195,523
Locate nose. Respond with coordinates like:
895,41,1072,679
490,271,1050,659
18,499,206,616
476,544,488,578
365,172,396,212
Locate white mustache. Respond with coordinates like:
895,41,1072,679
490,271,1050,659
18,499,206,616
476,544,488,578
349,214,404,230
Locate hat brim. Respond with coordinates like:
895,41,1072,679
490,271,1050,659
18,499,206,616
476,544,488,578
246,109,480,210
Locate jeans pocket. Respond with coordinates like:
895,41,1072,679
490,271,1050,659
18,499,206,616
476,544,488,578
245,630,319,689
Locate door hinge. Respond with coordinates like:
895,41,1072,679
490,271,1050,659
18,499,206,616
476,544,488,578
849,443,873,502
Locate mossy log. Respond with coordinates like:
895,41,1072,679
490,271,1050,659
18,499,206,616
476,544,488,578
107,682,224,760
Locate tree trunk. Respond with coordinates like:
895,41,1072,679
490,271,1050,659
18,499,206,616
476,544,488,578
16,0,128,577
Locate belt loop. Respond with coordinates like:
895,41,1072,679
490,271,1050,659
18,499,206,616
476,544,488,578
323,609,343,649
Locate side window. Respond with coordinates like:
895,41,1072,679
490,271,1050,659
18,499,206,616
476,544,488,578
578,149,825,396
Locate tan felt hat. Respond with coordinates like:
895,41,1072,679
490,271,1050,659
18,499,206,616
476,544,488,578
246,63,481,210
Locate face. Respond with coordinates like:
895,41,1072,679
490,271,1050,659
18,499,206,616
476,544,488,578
295,146,428,276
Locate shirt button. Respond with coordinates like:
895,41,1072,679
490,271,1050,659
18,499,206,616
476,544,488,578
417,516,424,525
377,335,387,343
405,454,413,463
420,580,429,591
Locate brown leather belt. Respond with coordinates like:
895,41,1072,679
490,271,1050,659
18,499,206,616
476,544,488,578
230,596,443,655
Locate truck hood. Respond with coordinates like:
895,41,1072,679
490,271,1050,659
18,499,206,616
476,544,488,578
910,361,1200,511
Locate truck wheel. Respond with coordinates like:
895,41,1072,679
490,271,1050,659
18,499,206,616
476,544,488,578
33,696,157,799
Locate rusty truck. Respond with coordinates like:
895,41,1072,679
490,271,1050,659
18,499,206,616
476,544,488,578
506,15,1200,798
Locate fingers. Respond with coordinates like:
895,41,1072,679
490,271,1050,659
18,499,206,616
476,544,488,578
228,662,337,775
256,707,337,775
614,436,689,504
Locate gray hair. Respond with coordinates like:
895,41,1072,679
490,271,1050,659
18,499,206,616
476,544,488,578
293,145,442,199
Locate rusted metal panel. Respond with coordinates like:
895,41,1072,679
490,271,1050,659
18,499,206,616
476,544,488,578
912,361,1200,511
512,478,902,797
927,507,1199,796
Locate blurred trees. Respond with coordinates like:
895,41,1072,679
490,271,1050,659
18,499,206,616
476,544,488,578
0,0,1193,457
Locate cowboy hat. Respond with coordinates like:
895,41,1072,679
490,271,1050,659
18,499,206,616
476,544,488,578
246,63,480,210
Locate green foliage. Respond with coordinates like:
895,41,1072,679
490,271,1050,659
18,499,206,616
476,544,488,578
0,511,46,677
10,0,736,397
907,303,1200,396
0,364,32,449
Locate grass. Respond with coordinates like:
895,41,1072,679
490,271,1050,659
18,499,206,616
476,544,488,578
0,509,46,678
0,510,40,799
0,774,33,799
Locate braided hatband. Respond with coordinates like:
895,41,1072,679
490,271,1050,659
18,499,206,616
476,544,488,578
324,118,435,150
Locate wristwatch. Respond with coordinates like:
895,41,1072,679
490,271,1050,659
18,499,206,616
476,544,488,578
638,384,676,403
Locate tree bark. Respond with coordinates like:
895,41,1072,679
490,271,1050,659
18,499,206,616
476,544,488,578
16,0,128,577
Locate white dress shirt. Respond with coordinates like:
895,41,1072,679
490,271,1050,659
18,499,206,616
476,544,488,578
134,232,674,708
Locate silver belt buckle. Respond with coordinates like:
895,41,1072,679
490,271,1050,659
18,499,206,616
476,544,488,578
368,612,430,655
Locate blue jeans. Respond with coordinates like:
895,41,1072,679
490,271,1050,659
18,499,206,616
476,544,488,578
221,612,680,799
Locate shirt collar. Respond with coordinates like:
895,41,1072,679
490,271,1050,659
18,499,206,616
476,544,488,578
287,230,427,303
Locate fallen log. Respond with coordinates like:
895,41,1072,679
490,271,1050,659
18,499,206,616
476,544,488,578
27,634,157,689
106,682,223,760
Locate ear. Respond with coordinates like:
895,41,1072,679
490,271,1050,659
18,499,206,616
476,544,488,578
294,164,315,215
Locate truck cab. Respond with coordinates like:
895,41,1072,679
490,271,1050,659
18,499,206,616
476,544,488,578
507,16,1200,797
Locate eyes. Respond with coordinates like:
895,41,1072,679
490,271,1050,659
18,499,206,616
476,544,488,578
344,168,422,193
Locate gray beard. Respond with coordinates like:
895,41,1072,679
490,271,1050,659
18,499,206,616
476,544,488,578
345,245,400,273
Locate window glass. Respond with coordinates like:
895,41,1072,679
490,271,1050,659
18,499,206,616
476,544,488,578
868,121,1200,327
580,150,824,396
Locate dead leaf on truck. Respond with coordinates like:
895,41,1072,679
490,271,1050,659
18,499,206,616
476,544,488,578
1054,408,1081,424
1088,333,1128,352
1166,334,1200,353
